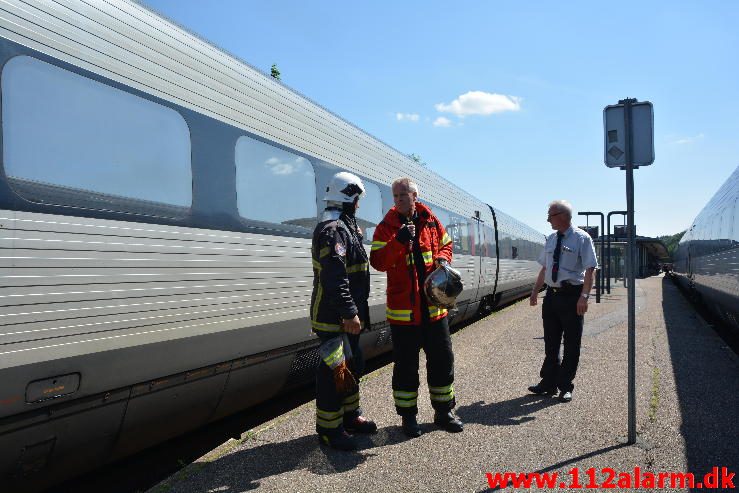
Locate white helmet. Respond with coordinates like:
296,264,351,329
324,172,365,203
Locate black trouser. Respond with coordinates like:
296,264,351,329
540,289,584,393
391,317,455,416
315,332,365,434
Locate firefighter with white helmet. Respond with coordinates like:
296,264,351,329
310,171,377,450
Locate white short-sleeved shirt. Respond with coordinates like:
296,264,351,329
537,226,598,287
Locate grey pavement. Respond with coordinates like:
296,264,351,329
149,276,739,492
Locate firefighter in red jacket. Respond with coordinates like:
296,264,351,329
370,177,463,438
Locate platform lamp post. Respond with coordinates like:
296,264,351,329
578,211,604,303
606,211,627,294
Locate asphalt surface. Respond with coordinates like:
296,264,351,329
149,276,738,493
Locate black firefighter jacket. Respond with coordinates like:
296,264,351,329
310,210,370,334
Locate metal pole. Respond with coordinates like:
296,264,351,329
621,98,637,445
607,214,611,293
578,212,604,303
600,213,605,298
606,211,627,294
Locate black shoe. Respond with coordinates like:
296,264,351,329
344,415,377,434
434,411,464,433
558,390,572,403
402,415,422,438
528,383,557,396
318,430,357,451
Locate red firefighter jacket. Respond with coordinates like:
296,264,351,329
370,202,453,325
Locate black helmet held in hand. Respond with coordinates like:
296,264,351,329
424,263,464,308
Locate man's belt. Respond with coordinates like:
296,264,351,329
547,281,582,294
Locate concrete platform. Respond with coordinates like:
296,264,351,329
149,276,738,492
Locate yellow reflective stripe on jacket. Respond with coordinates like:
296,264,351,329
312,259,322,270
311,320,341,332
323,343,344,367
429,384,455,402
440,232,452,247
371,240,387,251
386,308,412,321
421,251,433,265
428,305,448,318
345,262,368,274
405,251,433,265
319,246,331,258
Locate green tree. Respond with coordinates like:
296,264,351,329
270,64,281,81
657,230,686,259
409,153,427,167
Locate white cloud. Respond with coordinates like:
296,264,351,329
669,133,705,145
435,91,521,116
396,112,420,122
264,156,309,175
433,116,452,127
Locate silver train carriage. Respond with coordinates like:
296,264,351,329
673,165,739,331
0,1,544,490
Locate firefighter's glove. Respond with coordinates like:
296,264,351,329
333,361,357,394
397,223,415,243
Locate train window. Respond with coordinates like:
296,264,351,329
733,198,739,241
446,214,470,255
235,135,317,231
484,225,496,258
356,180,382,243
433,206,451,234
2,56,192,215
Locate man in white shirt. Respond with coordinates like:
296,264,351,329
528,200,598,402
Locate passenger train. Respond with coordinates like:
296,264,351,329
0,2,544,490
673,165,739,332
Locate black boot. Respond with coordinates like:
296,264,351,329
434,411,463,433
344,415,378,434
318,429,357,451
402,415,422,438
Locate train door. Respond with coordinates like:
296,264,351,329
471,213,486,305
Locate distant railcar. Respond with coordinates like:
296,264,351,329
673,166,739,331
0,2,544,490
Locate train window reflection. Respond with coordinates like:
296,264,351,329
2,56,192,213
357,180,382,243
235,135,317,231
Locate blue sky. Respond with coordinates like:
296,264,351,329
142,0,739,237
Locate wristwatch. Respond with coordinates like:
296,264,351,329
580,293,590,300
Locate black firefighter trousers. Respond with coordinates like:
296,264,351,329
391,317,456,416
315,332,365,435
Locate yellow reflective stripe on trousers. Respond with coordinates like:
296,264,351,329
393,389,418,407
343,392,360,411
440,232,452,248
428,305,448,318
371,240,387,251
311,320,341,332
386,308,412,321
429,384,455,402
316,408,344,420
316,416,343,428
323,343,344,367
346,262,368,274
